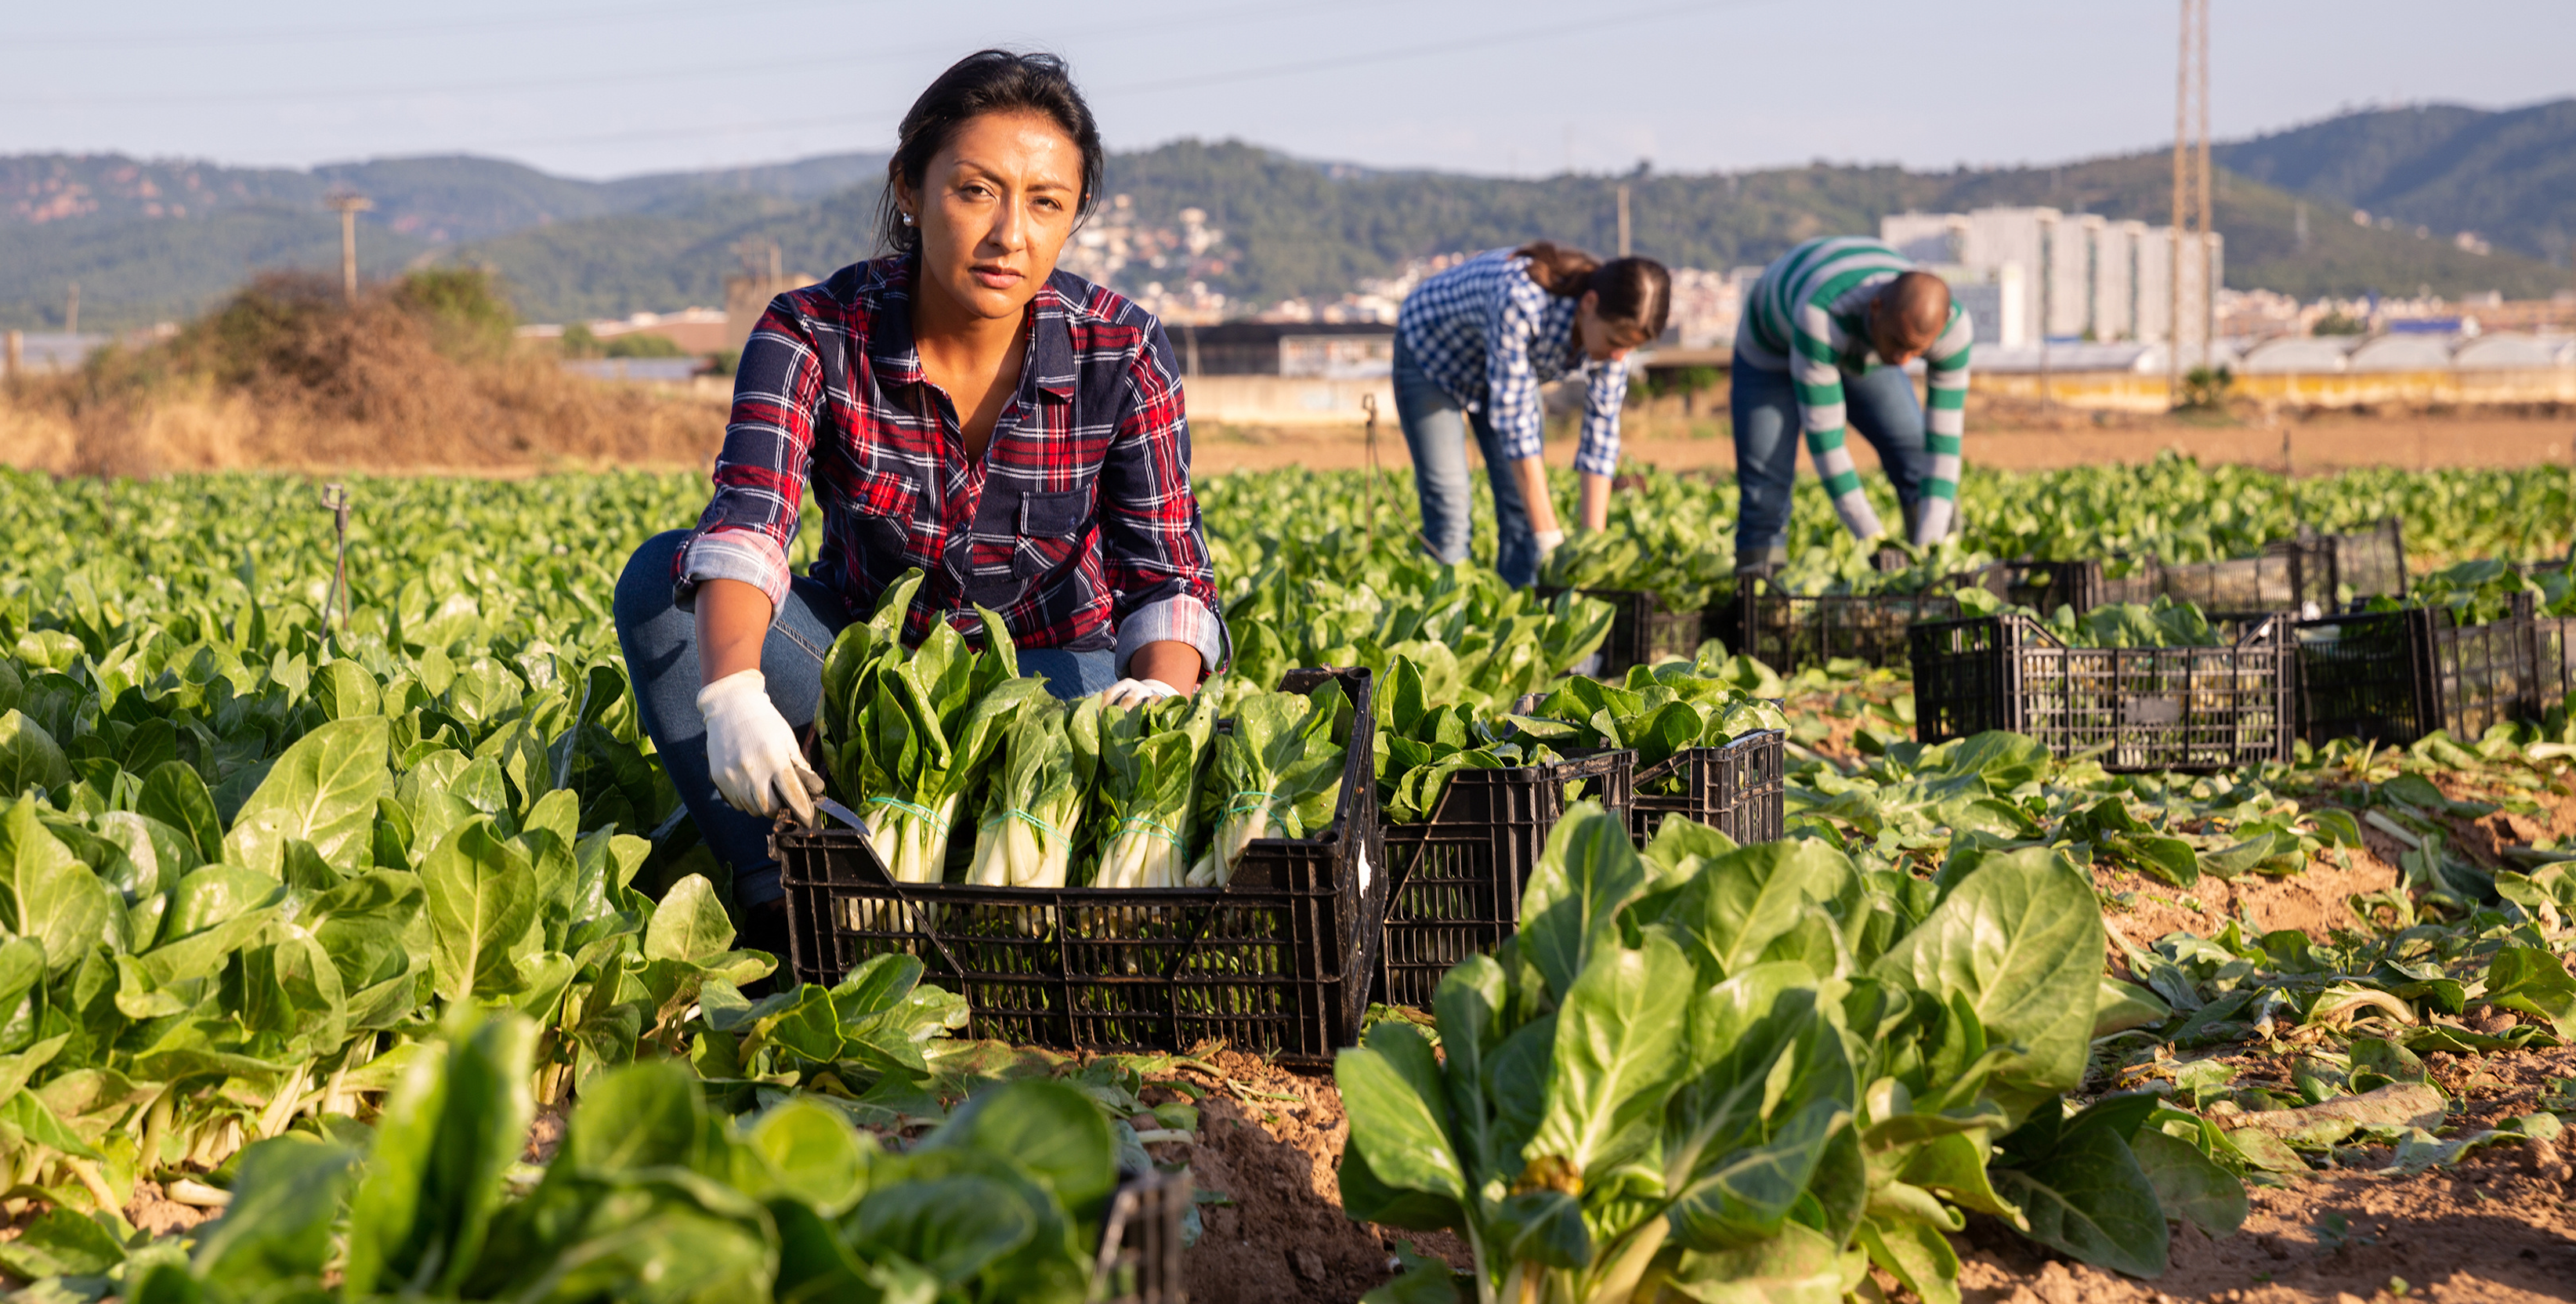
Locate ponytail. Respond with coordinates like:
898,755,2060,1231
1512,241,1600,296
1511,241,1673,341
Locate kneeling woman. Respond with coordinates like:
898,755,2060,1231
613,50,1227,938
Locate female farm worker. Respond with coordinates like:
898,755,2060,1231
1393,243,1670,586
613,50,1227,938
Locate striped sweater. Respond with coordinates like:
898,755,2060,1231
1732,237,1973,543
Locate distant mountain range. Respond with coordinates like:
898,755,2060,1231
6,100,2572,332
2214,100,2576,266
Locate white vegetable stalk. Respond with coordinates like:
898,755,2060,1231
1098,815,1190,889
865,793,959,885
1186,791,1274,886
967,705,1086,889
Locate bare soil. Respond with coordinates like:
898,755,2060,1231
1958,1039,2576,1304
1155,1047,1469,1304
1192,402,2576,476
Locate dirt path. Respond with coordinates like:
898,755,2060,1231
1193,404,2576,476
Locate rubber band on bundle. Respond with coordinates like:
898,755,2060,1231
1115,815,1183,847
867,795,939,821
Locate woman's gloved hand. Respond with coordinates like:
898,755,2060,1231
696,669,823,825
1100,678,1181,708
1534,527,1567,560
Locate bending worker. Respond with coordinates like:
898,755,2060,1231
1393,242,1670,586
1730,235,1971,567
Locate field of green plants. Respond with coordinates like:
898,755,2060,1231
0,459,2572,1303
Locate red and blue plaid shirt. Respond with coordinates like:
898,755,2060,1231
673,255,1227,673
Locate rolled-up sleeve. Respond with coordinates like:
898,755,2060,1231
1574,356,1630,477
672,299,821,611
1098,323,1228,676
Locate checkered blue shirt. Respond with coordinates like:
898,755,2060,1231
1395,248,1630,476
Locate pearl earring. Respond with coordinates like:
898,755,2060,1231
900,212,915,226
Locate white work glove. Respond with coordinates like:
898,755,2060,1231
696,669,823,826
1100,678,1181,708
1533,527,1567,560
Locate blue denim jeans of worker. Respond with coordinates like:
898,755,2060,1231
613,530,1116,911
1731,362,1930,563
1393,337,1541,587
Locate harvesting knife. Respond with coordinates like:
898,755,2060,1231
812,796,870,833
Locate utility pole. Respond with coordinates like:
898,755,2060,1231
2196,2,2214,375
2168,0,2212,402
65,281,79,335
1615,183,1632,258
327,190,373,302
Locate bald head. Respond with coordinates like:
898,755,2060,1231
1868,270,1952,364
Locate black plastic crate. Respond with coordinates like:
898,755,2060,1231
1094,1167,1189,1304
1377,750,1635,1008
2295,595,2544,746
1534,586,1714,675
1911,613,2296,771
1728,567,2006,671
1628,729,1789,846
2008,519,2408,621
772,668,1385,1065
2537,615,2576,717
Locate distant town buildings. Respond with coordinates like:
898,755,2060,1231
1060,197,1234,324
1880,208,2224,354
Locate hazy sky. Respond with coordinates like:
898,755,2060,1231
6,0,2571,179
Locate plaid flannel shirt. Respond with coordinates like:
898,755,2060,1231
671,255,1227,676
1395,248,1630,476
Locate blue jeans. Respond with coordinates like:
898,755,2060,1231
1393,336,1540,587
613,530,1116,908
1731,362,1929,563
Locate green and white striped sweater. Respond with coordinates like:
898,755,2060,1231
1733,236,1972,544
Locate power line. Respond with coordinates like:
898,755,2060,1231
426,0,1770,155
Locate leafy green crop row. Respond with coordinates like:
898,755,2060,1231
7,1009,1128,1303
1342,805,2237,1303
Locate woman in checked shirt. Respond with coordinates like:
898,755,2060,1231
1392,243,1670,587
612,51,1227,934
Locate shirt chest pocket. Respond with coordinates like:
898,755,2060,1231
848,466,919,560
1010,487,1091,578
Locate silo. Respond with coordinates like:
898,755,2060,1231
1961,208,2057,352
2092,220,2147,342
2046,216,2100,340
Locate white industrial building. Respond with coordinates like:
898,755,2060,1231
1882,208,2222,353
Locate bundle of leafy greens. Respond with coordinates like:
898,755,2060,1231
1376,654,1566,825
1509,658,1790,793
1342,805,2239,1304
1187,681,1350,886
1954,587,2224,649
816,570,1048,884
1087,691,1219,889
964,697,1098,889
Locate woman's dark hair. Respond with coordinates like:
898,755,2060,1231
877,50,1105,254
1513,240,1673,340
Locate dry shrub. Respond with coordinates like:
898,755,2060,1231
2,270,725,475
